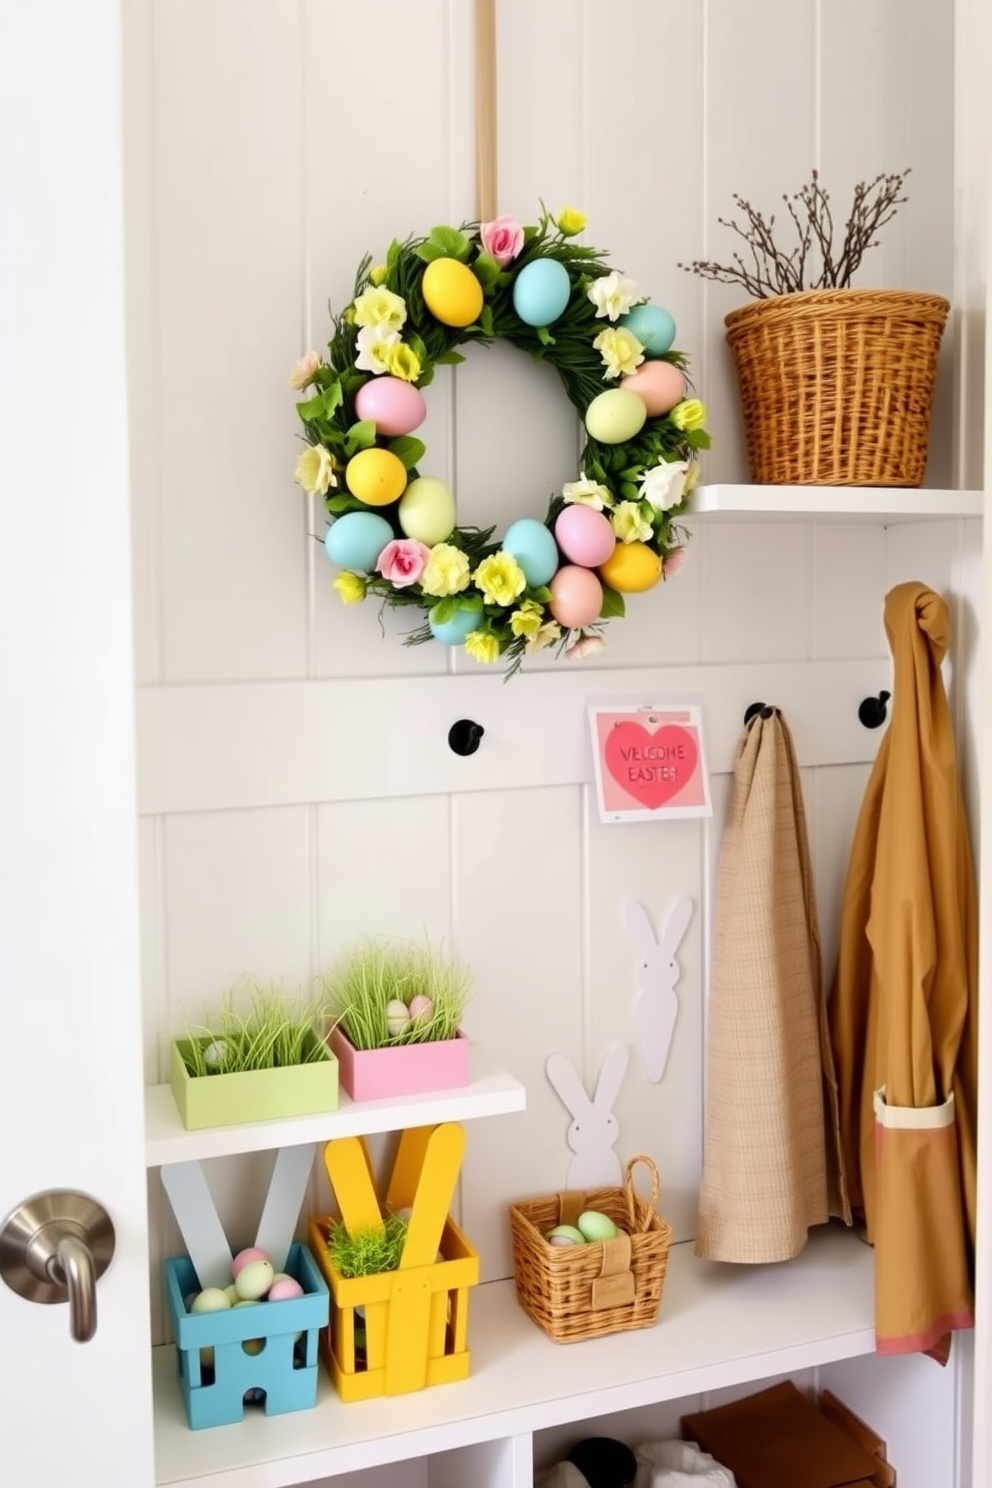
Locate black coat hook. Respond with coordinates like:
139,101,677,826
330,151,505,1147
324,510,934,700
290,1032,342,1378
858,690,891,729
448,719,485,756
744,701,776,726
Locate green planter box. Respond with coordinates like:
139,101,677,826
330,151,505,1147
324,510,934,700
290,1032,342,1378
170,1035,339,1131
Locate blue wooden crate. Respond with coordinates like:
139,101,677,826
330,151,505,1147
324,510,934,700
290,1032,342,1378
164,1241,330,1430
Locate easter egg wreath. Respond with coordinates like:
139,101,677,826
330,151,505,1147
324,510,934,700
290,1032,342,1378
290,206,710,675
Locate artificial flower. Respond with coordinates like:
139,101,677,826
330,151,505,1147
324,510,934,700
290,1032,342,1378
376,538,431,588
587,270,641,322
352,285,407,332
465,630,501,665
420,543,471,597
684,461,701,495
561,472,614,510
525,620,562,653
663,546,688,579
333,571,366,604
288,349,321,390
295,443,337,497
355,324,400,375
479,215,524,267
594,326,644,380
385,342,422,383
566,633,607,661
368,263,388,286
556,206,588,237
670,398,707,432
639,458,689,512
612,500,654,544
473,551,527,607
509,600,544,638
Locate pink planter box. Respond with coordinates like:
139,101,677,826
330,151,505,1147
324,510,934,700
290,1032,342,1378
329,1025,469,1102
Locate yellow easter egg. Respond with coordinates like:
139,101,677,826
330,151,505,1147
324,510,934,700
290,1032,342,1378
398,477,457,545
599,541,663,594
345,448,407,507
422,257,484,328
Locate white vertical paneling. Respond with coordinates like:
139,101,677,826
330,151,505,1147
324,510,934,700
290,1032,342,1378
820,1351,960,1488
702,524,812,661
153,0,308,681
455,788,583,1282
138,815,166,1083
812,523,888,659
497,0,582,219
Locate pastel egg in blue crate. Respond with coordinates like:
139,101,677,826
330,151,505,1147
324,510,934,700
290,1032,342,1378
164,1241,329,1430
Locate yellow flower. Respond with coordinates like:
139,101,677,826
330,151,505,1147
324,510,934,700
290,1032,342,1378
670,398,707,432
369,264,388,286
525,620,562,653
473,551,527,607
557,206,587,237
594,326,644,380
684,461,700,495
465,630,500,664
510,601,544,638
420,543,471,597
385,342,422,383
352,285,407,332
295,444,337,496
333,571,366,604
612,500,654,544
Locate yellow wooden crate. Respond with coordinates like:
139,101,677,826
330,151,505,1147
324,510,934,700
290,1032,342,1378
308,1212,479,1400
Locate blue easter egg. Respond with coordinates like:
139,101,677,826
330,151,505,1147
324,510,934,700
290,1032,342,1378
502,518,560,588
620,303,677,357
429,597,485,646
324,511,395,572
512,259,572,327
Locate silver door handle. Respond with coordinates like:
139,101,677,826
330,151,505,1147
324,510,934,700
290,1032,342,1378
0,1190,115,1343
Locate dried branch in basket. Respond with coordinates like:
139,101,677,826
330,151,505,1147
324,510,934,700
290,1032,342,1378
679,169,911,298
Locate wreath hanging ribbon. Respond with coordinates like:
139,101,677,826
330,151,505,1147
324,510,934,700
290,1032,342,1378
290,205,710,675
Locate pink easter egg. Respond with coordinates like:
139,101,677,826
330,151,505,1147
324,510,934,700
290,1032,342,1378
620,360,687,417
408,994,434,1025
354,376,427,437
231,1246,270,1279
554,504,616,568
267,1277,305,1302
548,566,603,629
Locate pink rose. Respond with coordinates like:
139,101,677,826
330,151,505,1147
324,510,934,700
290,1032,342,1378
479,215,524,268
376,538,431,588
663,545,688,579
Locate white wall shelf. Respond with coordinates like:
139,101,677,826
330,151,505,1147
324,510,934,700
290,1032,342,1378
145,1046,526,1166
153,1224,874,1487
692,484,984,523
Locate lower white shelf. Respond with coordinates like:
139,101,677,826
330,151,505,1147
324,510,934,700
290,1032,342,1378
153,1223,875,1487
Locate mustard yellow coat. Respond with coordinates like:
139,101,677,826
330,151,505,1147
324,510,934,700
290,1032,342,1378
829,582,978,1356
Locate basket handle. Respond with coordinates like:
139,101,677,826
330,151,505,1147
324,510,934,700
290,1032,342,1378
624,1155,661,1234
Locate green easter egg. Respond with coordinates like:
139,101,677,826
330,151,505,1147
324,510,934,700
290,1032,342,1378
576,1209,619,1242
545,1223,586,1247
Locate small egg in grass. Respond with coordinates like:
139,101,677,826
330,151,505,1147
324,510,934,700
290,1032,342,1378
386,998,411,1037
203,1040,227,1067
408,993,434,1025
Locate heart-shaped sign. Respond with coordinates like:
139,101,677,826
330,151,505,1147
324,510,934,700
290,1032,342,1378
604,722,699,810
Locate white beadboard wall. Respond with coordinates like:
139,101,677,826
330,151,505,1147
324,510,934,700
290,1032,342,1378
127,4,979,1466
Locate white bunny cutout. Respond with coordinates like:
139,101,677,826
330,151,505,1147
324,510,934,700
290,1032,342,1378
546,1044,629,1189
622,896,694,1084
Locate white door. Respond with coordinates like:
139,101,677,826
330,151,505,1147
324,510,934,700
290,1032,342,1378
0,4,154,1485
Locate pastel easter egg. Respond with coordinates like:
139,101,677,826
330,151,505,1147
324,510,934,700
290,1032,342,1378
203,1039,227,1066
620,303,677,356
599,540,663,594
190,1288,232,1314
324,511,394,572
619,360,686,417
241,1337,265,1356
232,1247,270,1279
548,566,603,629
235,1259,275,1301
345,447,407,507
577,1210,620,1242
223,1284,240,1305
585,388,647,444
267,1277,305,1302
554,504,616,568
386,998,411,1037
398,476,457,545
429,596,484,646
353,376,427,437
512,258,572,326
545,1224,587,1247
501,517,559,587
422,257,484,327
409,994,434,1025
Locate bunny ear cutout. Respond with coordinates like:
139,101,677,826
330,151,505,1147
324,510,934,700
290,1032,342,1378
657,896,694,960
621,898,659,960
546,1052,593,1117
592,1042,629,1112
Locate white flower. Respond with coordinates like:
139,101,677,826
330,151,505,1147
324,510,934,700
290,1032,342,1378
638,458,690,512
587,271,642,322
355,324,400,375
288,350,321,390
525,620,562,653
566,634,607,661
561,471,614,510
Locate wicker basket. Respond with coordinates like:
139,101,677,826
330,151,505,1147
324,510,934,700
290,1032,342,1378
724,288,949,487
508,1155,673,1343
